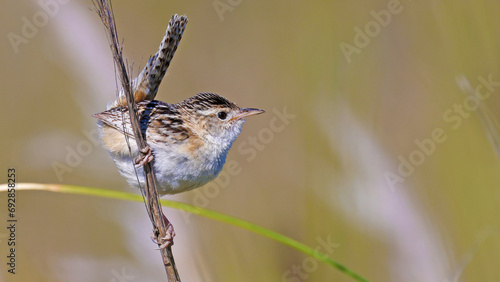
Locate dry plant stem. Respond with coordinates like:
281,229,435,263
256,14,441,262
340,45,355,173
92,1,180,280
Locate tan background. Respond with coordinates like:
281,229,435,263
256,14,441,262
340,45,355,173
1,0,500,281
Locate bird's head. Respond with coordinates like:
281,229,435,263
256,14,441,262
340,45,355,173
177,93,264,148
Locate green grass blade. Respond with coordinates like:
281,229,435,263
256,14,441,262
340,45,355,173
0,183,368,282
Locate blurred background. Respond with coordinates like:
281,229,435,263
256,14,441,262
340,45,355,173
1,0,500,281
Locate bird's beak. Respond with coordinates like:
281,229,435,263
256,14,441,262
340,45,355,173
233,108,265,120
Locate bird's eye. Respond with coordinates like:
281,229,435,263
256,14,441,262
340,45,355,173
217,111,228,120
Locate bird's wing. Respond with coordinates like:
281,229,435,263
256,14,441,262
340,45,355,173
93,101,189,142
92,106,137,139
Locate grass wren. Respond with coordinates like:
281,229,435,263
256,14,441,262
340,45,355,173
93,15,264,195
94,93,264,195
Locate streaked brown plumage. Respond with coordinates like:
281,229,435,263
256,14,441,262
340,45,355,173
93,93,264,195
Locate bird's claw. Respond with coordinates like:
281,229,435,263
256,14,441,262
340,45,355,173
134,146,154,166
151,213,175,249
151,222,175,249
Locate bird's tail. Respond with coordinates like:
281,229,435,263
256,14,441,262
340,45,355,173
108,14,188,109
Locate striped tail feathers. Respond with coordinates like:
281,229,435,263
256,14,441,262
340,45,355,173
108,14,188,109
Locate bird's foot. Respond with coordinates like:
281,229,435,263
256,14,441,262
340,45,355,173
134,146,154,167
151,213,175,249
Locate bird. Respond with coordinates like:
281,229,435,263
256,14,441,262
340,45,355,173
93,14,264,193
92,11,263,248
93,92,264,195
